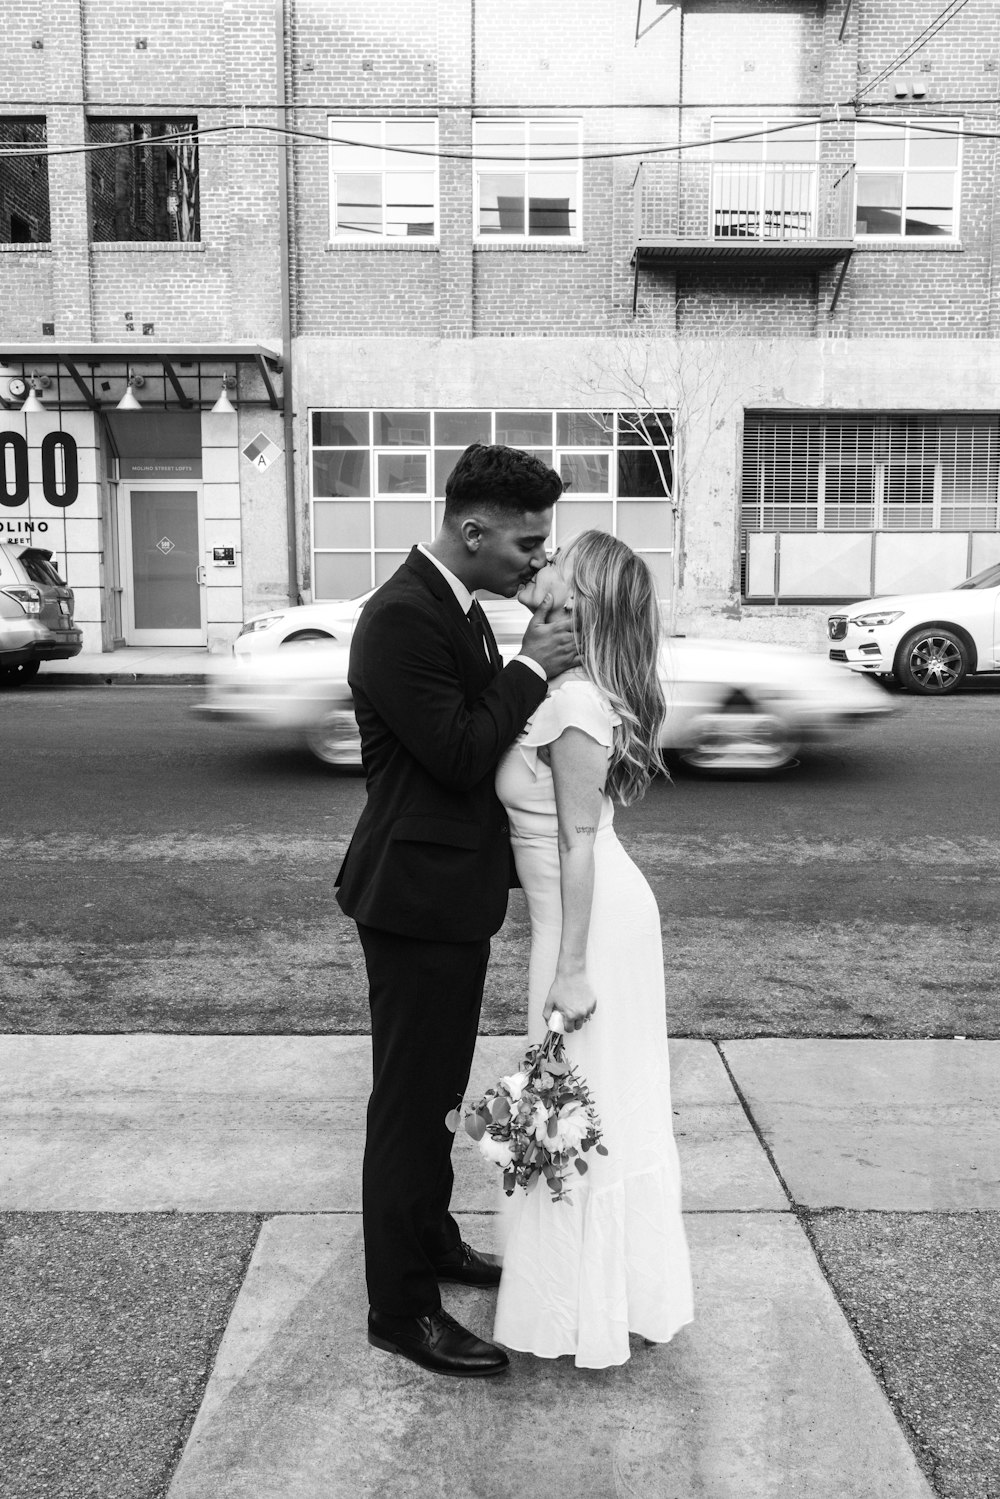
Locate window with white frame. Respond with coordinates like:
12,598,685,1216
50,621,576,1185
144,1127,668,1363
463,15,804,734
309,408,673,599
473,120,581,240
710,119,819,241
742,414,999,535
328,118,438,241
854,118,961,239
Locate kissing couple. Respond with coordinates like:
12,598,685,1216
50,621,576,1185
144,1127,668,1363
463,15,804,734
337,441,693,1374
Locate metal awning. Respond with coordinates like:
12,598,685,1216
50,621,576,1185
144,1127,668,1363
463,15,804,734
632,240,855,313
634,239,855,269
0,343,284,412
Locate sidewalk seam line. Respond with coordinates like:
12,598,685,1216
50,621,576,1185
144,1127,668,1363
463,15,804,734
712,1040,798,1209
713,1042,940,1497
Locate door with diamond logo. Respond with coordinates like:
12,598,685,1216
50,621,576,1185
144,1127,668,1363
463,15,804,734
122,486,206,645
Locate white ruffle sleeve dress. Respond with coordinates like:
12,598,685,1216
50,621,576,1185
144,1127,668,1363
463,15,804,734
492,675,693,1368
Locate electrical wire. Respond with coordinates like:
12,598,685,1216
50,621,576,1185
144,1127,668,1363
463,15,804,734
857,0,977,99
2,92,999,111
1,112,995,164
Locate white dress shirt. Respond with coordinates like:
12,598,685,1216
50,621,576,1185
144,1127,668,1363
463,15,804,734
417,544,546,681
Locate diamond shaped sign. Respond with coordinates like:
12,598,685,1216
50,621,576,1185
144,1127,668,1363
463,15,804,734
243,433,282,472
156,537,176,555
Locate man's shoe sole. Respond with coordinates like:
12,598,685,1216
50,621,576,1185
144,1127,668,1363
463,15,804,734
367,1330,509,1376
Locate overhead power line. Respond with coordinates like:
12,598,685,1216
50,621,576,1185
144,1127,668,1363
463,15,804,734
0,113,993,165
2,91,999,112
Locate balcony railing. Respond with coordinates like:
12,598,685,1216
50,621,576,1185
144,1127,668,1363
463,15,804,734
634,158,855,254
631,158,856,310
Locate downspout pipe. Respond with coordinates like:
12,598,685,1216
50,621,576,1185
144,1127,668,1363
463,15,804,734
276,0,300,605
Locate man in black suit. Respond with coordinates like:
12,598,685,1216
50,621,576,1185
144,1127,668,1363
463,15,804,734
336,443,576,1377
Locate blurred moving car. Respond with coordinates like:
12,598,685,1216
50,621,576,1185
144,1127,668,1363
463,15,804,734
827,561,1000,695
0,547,82,683
232,595,370,657
197,597,895,774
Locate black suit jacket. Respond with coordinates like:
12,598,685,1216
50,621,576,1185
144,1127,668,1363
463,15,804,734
335,547,548,942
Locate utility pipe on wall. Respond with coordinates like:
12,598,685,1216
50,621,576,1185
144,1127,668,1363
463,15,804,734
276,0,300,605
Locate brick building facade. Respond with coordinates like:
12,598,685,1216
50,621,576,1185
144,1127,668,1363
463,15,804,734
1,0,998,652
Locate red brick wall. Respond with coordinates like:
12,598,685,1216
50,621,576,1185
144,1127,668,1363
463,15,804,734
1,0,997,347
0,0,282,345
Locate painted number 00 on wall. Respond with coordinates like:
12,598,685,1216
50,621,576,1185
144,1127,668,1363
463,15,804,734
0,431,80,509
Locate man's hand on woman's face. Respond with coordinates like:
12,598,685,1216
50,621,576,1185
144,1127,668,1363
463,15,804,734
520,595,579,680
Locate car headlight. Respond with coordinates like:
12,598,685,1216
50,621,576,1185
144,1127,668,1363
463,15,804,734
237,614,285,637
849,610,905,628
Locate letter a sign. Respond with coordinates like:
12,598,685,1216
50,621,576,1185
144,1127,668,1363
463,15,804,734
242,434,282,472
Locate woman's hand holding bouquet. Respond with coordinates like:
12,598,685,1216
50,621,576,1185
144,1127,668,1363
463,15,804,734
446,1014,606,1203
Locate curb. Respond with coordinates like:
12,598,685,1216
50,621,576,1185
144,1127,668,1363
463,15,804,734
38,672,211,686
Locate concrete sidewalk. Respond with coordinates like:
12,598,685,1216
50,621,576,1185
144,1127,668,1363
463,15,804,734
39,645,217,683
4,1034,995,1497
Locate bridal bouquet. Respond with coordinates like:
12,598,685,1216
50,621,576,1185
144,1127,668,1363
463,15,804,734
446,1016,606,1203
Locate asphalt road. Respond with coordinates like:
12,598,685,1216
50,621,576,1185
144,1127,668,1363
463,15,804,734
2,677,999,1036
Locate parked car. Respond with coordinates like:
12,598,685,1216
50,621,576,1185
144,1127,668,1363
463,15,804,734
197,597,895,773
827,561,1000,694
0,547,82,683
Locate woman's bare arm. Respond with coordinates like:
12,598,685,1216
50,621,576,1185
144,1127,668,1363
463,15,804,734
544,725,609,1031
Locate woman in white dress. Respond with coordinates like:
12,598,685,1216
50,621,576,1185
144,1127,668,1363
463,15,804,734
493,529,694,1369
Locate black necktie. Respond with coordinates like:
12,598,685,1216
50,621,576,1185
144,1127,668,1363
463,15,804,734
467,600,492,664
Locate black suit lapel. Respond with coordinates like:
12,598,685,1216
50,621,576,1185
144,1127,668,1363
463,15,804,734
404,547,499,683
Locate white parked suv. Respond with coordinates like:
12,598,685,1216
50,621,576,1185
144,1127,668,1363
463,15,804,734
827,561,1000,694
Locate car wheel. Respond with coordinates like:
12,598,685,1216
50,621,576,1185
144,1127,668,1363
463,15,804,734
895,628,968,695
678,703,799,774
305,709,361,766
0,660,41,685
281,630,334,646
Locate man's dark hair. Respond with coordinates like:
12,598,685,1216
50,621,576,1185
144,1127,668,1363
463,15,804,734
444,443,563,518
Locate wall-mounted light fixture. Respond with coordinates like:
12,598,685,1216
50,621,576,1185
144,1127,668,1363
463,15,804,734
20,371,52,412
211,376,236,415
116,372,145,411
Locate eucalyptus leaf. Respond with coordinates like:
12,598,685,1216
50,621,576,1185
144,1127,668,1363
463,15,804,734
465,1112,488,1142
596,1142,609,1156
575,1157,588,1175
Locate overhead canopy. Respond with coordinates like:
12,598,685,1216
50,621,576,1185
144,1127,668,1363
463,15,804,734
0,343,283,412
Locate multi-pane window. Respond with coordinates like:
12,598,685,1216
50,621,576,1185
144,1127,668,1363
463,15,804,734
328,119,438,240
473,120,581,240
0,119,50,243
742,415,999,534
309,409,673,599
710,119,819,241
854,118,961,238
87,118,199,241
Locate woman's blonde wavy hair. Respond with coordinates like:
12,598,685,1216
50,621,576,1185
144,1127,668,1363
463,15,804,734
560,529,668,805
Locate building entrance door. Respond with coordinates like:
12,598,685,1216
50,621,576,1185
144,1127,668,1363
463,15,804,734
121,485,206,645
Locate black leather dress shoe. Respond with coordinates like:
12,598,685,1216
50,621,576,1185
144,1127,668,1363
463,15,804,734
433,1240,502,1287
368,1308,509,1377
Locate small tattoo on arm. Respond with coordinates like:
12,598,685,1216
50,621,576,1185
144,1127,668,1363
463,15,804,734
574,824,596,836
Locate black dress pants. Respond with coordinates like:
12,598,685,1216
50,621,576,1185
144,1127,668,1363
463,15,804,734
357,923,491,1317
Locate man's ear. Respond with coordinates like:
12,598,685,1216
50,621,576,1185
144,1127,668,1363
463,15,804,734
459,516,484,553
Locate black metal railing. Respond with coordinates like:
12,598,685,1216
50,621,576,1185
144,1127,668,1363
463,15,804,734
634,159,855,245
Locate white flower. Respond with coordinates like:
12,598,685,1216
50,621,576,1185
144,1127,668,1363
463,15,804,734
530,1100,552,1143
479,1134,514,1169
502,1071,529,1103
539,1101,592,1154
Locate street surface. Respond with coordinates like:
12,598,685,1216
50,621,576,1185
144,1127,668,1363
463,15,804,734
3,677,1000,1499
2,677,998,1037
